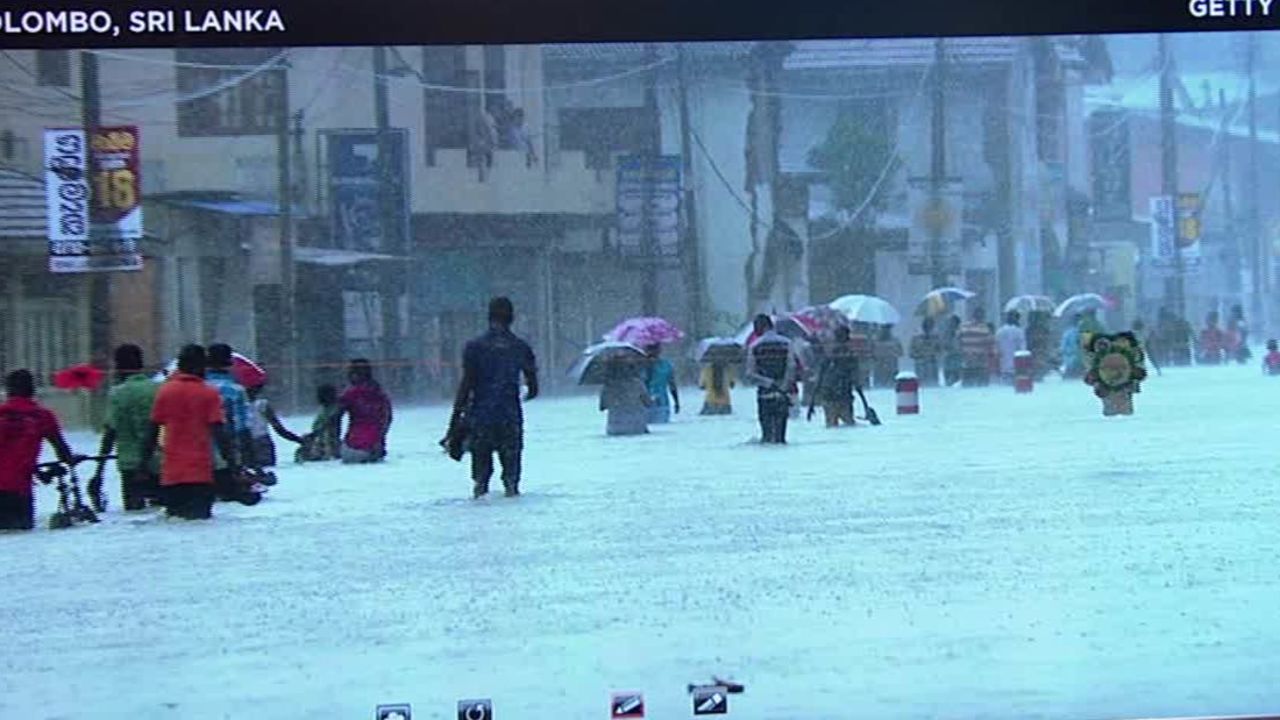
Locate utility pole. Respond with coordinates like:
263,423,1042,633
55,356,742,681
1246,34,1264,336
373,46,404,388
641,43,661,317
676,44,703,339
1158,34,1185,319
275,60,298,411
1220,89,1240,312
929,37,950,291
80,51,110,375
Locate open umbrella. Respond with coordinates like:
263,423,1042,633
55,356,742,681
1004,295,1056,315
790,305,848,336
52,363,106,391
693,337,745,365
1054,293,1112,318
917,287,976,317
828,294,901,325
158,351,267,388
604,316,685,347
735,315,813,347
568,341,648,385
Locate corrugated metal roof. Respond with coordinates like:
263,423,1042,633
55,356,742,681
0,168,46,240
785,38,1021,70
543,42,753,62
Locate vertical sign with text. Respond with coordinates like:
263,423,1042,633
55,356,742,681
45,125,144,273
616,155,681,261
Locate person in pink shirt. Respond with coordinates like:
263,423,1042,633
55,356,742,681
334,359,393,464
1263,339,1280,376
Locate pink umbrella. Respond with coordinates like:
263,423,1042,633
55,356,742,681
789,306,847,336
604,317,685,347
159,351,267,389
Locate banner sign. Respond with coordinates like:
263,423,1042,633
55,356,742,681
325,129,410,254
45,125,144,273
907,177,963,276
1149,194,1201,275
616,155,681,261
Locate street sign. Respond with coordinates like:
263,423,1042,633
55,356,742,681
1150,194,1201,275
616,155,681,262
326,128,410,254
45,126,143,273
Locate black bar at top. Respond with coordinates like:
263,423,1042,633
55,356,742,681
0,0,1277,50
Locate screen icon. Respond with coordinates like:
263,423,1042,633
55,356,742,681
458,698,493,720
376,703,412,720
611,691,645,718
692,686,729,715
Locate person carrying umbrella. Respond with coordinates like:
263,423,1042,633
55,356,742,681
872,325,903,389
1060,314,1085,378
994,311,1028,384
644,344,680,424
807,325,859,427
908,317,941,387
745,314,800,444
699,361,735,415
958,307,996,387
601,356,652,435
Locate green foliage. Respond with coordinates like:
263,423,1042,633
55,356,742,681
807,108,898,218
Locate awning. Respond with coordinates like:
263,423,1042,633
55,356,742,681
294,246,404,267
0,168,47,240
159,197,307,217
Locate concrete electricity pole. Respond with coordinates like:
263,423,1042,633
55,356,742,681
1158,34,1185,318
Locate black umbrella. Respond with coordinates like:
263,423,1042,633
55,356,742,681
694,337,745,364
567,341,648,385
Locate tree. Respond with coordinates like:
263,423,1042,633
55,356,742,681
806,107,898,226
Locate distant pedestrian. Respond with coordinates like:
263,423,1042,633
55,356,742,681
959,307,995,387
600,358,650,436
92,344,161,511
1061,314,1085,378
336,359,393,464
908,317,940,387
1226,304,1250,364
0,369,80,530
745,314,799,444
872,325,903,389
1264,339,1280,375
1169,312,1194,366
808,325,859,428
1026,311,1053,379
644,344,680,424
941,315,963,387
450,297,539,498
142,346,239,520
1198,311,1226,365
699,360,735,415
995,311,1028,383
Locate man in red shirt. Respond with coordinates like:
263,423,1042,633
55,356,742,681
141,345,238,520
0,369,79,531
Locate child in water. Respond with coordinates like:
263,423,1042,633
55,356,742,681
245,383,304,481
297,384,342,462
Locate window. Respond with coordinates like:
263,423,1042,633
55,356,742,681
422,46,469,162
176,49,285,137
35,50,71,87
557,107,649,169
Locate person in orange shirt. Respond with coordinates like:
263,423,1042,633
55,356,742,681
140,345,239,520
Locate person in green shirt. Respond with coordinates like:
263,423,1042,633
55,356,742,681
91,344,161,512
297,384,342,463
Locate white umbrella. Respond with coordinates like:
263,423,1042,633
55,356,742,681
828,294,901,325
1004,295,1056,314
1054,293,1111,318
